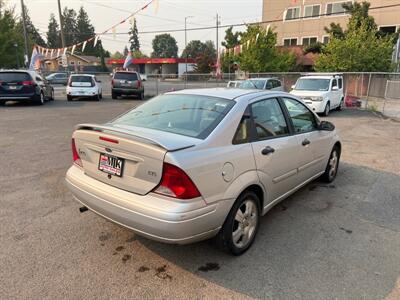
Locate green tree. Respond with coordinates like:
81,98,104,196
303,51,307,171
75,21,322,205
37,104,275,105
47,13,60,48
123,45,129,56
151,34,178,58
221,26,241,48
112,51,124,59
62,7,78,46
316,1,395,72
129,19,140,52
221,27,242,73
194,40,216,74
132,50,148,58
238,25,296,72
0,4,24,68
76,7,96,55
181,40,205,59
315,23,394,72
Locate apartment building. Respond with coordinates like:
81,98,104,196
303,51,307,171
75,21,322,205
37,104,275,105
262,0,400,46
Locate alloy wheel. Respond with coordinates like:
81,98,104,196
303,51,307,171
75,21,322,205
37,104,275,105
232,199,258,249
328,150,338,180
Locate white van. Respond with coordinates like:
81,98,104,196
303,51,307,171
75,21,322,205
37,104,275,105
290,74,344,116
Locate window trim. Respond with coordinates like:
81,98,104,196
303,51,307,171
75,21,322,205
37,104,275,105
284,6,301,22
279,96,320,135
378,25,399,34
322,35,330,44
283,37,298,47
325,1,352,17
303,4,321,19
301,36,319,46
248,97,292,142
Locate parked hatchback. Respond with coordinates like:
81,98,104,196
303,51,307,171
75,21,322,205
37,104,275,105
290,74,344,116
66,74,102,101
66,89,341,255
111,71,144,100
0,70,54,105
239,78,284,91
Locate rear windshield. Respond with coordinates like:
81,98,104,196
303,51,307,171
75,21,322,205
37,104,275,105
295,79,330,91
112,94,235,139
71,76,93,83
114,72,138,81
239,80,265,89
0,72,31,82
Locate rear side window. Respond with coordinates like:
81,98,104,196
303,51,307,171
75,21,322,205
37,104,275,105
0,72,31,82
251,98,289,140
265,80,274,90
274,80,281,87
338,78,343,89
71,76,92,83
113,94,235,139
114,72,138,81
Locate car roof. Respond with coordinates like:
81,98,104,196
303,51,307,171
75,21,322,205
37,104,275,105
247,77,279,81
114,71,138,74
300,76,336,79
166,88,291,101
70,74,95,77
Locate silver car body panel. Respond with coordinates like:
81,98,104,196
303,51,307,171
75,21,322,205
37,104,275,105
66,88,340,244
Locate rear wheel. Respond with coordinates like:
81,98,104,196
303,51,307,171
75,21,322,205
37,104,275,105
139,91,145,100
112,92,118,100
215,191,260,255
67,95,73,102
36,92,44,105
0,100,5,106
336,98,344,111
321,146,340,183
94,94,100,101
49,89,55,101
323,102,330,116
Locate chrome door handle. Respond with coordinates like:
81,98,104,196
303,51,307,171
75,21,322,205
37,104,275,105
302,139,311,146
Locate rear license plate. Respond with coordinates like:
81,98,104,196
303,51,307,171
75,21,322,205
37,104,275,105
9,86,17,90
98,154,124,177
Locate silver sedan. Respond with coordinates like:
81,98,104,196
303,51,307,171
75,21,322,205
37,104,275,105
66,88,341,255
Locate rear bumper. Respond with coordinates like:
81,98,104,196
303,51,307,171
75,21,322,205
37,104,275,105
304,101,326,113
0,93,36,101
112,88,143,95
65,165,230,244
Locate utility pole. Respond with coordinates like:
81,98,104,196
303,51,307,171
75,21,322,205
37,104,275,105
57,0,66,48
20,0,29,68
184,16,193,88
216,14,220,54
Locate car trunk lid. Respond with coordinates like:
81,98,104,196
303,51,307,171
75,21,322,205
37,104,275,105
73,123,196,195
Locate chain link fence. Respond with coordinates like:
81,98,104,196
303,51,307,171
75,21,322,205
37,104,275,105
47,71,400,119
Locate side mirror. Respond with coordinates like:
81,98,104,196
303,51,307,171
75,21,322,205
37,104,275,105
319,121,335,131
332,86,339,91
291,85,296,90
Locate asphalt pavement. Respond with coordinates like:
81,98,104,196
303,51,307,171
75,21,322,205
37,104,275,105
1,96,399,299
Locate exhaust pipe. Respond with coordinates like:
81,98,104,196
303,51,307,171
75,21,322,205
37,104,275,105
79,206,88,213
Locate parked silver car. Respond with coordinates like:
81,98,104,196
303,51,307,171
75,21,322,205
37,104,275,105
239,78,284,91
66,88,341,255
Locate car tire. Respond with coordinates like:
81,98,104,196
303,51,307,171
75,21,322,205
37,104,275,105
49,89,55,101
67,95,73,102
0,100,5,106
321,146,340,183
36,92,44,105
139,92,145,100
336,98,344,111
99,93,103,100
215,191,260,255
94,94,100,101
323,102,330,116
112,92,118,100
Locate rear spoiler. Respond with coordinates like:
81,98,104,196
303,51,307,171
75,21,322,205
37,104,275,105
75,123,194,152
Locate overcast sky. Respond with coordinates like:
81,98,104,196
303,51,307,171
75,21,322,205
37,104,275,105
7,0,263,56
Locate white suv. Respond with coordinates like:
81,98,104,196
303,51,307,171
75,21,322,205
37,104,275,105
290,75,344,116
67,74,102,101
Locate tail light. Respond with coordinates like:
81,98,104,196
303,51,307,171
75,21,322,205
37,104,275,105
137,80,142,88
153,163,201,199
68,78,72,87
71,138,83,167
111,79,115,87
22,80,34,86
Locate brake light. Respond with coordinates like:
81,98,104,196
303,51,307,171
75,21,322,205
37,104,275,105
99,136,119,144
137,80,142,88
22,80,34,86
71,138,83,167
111,79,115,87
153,163,201,199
